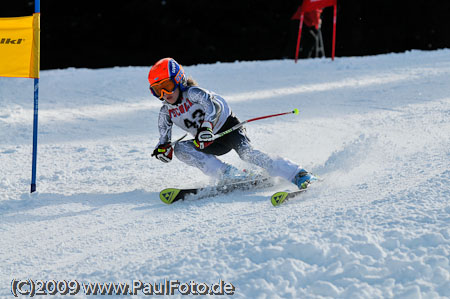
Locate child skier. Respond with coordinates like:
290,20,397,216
149,57,316,189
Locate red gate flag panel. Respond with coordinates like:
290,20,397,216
292,0,337,62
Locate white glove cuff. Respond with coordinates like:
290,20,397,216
201,121,213,130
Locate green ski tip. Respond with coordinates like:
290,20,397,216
160,188,181,204
293,108,299,115
271,191,289,206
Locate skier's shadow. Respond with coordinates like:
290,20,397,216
0,189,164,223
138,191,276,208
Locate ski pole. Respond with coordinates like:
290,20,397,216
212,108,299,140
169,133,188,146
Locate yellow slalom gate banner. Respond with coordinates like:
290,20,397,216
0,13,40,78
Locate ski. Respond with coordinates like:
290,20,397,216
271,189,308,206
271,174,323,206
160,176,274,204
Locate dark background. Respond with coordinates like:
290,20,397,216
1,0,449,70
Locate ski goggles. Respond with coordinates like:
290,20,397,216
149,78,177,99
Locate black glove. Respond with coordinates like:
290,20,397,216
194,121,214,149
151,143,173,163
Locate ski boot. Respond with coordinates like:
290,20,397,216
292,169,317,190
217,165,252,185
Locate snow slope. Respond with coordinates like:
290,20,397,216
1,50,449,298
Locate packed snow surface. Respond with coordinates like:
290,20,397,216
1,50,449,298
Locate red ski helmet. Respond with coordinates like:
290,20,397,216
148,58,187,99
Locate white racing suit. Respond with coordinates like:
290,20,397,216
156,86,302,181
